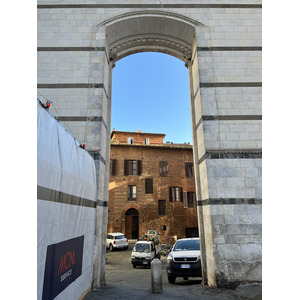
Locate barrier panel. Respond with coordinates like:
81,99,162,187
37,100,97,300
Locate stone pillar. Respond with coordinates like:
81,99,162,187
151,259,162,294
193,24,262,288
187,35,208,285
92,25,114,288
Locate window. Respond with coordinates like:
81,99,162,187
159,161,168,176
162,225,167,231
128,185,136,200
145,178,153,194
110,159,117,176
183,192,195,208
185,162,194,177
124,160,142,175
127,137,133,144
158,200,166,215
144,138,149,145
169,187,183,202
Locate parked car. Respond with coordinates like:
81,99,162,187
166,238,201,284
106,233,128,251
131,240,161,268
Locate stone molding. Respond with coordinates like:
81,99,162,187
37,4,262,9
110,34,192,62
196,115,262,130
198,149,262,165
197,198,262,206
98,10,203,27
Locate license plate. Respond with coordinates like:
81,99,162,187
143,262,148,265
180,264,191,269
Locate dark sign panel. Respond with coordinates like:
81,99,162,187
42,236,84,300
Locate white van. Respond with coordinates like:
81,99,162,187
131,241,161,268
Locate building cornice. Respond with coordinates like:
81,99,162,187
111,143,193,150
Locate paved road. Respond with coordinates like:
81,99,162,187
84,244,262,300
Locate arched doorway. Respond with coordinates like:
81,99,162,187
125,208,139,239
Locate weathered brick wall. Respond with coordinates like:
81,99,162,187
111,130,165,145
108,143,198,241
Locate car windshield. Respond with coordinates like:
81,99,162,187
173,239,200,251
134,243,150,252
148,231,156,235
115,235,125,240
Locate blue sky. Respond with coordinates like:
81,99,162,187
111,52,193,144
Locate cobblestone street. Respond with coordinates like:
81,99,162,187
84,243,262,300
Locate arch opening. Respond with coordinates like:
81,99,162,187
102,10,208,285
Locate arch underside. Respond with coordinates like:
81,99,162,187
103,12,198,63
110,34,193,62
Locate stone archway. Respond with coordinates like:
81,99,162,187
101,10,203,63
38,4,262,290
96,10,211,285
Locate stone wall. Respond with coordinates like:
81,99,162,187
37,0,262,288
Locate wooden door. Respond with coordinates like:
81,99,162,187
125,215,132,239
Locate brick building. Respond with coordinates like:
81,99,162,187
108,130,198,242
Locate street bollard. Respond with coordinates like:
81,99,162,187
151,258,162,294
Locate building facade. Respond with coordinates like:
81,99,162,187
108,130,198,243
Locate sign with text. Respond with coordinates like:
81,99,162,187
42,236,84,300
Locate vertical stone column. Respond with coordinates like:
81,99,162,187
91,25,113,288
187,34,208,285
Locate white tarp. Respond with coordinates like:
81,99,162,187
37,100,97,300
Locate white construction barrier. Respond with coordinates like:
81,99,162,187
37,100,97,300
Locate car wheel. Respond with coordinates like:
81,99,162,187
109,244,113,251
133,264,136,268
168,275,176,284
183,277,188,280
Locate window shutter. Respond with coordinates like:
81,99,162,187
192,192,195,208
158,200,166,215
145,178,153,194
137,160,142,175
124,160,129,175
183,192,188,208
185,162,193,177
145,179,148,193
160,161,168,176
169,187,172,202
180,187,183,202
128,185,131,199
111,159,117,175
189,163,193,177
